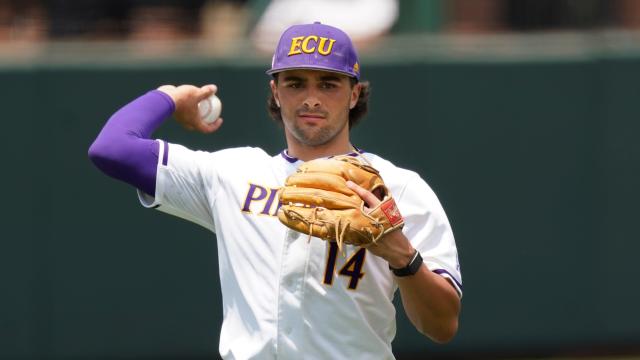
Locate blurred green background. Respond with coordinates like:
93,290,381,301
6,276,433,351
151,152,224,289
2,42,639,359
2,0,640,359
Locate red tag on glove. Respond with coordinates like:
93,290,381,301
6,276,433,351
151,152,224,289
380,198,403,226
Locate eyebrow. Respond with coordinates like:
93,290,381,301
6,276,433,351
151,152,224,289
281,75,343,83
319,75,341,82
282,76,304,82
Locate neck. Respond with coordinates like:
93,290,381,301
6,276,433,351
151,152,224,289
285,135,353,162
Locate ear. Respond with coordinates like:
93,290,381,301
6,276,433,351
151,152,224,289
349,83,361,109
270,80,280,107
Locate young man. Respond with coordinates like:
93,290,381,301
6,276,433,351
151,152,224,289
89,22,462,359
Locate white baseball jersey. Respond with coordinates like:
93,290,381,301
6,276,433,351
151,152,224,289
138,141,462,360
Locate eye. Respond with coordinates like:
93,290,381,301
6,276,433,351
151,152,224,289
287,82,302,89
320,82,337,89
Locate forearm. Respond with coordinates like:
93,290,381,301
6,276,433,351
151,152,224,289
370,231,460,343
88,90,175,195
396,265,461,343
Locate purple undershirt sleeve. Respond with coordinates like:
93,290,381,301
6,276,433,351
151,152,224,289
88,90,176,196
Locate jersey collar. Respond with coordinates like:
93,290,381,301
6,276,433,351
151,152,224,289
280,147,364,163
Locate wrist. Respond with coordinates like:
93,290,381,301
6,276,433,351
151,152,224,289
153,89,177,112
375,230,414,268
386,247,416,269
389,249,423,277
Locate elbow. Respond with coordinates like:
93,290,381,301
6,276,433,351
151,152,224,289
88,140,101,162
88,139,110,171
427,319,458,344
88,137,125,175
416,317,458,344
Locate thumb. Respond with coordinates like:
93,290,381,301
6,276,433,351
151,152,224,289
198,84,217,101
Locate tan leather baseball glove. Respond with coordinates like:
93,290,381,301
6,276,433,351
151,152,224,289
278,155,404,250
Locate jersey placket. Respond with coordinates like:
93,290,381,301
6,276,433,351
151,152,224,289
276,228,311,357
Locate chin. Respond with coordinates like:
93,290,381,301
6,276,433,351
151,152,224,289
299,134,335,147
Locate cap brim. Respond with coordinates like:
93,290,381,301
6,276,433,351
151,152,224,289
266,65,358,79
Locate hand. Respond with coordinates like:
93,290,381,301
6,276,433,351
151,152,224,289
157,84,223,134
346,181,415,268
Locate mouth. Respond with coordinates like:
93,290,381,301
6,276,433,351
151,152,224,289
297,113,326,123
298,113,325,118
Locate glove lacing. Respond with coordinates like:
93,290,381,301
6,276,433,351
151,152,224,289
284,206,352,255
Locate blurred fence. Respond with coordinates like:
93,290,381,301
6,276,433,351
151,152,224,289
1,34,639,359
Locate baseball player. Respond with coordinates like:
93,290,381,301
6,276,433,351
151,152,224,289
89,22,462,359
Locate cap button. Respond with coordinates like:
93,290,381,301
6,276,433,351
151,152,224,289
313,21,321,24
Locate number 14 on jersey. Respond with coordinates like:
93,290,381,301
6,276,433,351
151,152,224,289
323,242,366,290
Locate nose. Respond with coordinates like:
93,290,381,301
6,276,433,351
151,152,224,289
302,88,321,109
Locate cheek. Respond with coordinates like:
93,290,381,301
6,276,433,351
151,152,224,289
278,99,298,122
279,96,296,110
336,94,354,113
278,91,301,108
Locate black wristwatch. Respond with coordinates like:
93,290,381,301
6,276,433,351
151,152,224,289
389,250,423,277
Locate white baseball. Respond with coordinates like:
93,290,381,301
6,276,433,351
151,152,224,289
198,94,222,124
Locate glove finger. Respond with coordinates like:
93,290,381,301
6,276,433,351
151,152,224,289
285,172,352,195
280,187,361,209
298,158,385,190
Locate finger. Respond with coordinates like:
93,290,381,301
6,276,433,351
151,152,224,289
346,180,381,208
203,84,217,93
198,84,218,100
196,117,223,134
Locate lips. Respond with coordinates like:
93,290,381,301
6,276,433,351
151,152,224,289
297,112,326,124
298,113,325,119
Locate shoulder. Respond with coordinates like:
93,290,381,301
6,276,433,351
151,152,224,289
164,144,271,171
209,146,271,161
172,145,270,162
363,152,420,183
204,147,274,173
362,152,436,200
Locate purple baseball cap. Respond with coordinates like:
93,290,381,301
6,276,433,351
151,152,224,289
266,22,360,80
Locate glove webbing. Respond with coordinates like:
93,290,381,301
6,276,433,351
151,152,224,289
282,206,385,254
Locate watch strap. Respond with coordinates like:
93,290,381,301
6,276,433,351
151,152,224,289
389,250,423,277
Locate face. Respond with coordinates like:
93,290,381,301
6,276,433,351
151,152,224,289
270,69,360,147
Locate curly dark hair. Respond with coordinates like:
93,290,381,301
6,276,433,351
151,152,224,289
267,76,370,130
